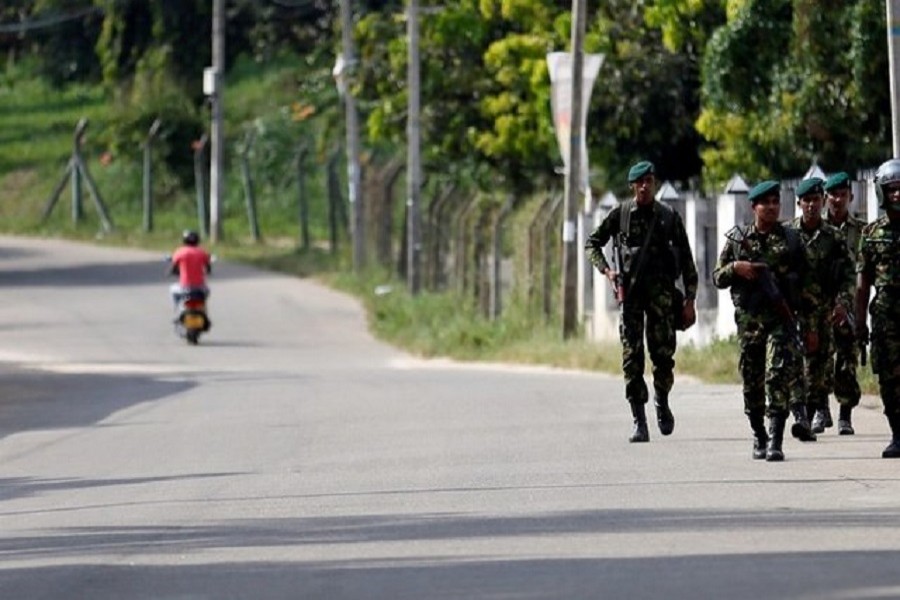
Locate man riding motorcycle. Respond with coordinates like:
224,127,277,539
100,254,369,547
169,230,212,324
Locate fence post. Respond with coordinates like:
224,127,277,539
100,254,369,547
295,145,310,250
427,185,457,290
192,134,210,239
490,195,515,319
541,195,564,320
239,129,261,242
142,118,162,233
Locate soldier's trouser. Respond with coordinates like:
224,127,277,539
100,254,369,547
804,313,833,411
871,317,900,417
739,319,803,417
826,321,861,408
620,299,676,406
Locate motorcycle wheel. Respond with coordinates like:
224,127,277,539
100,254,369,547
186,330,200,345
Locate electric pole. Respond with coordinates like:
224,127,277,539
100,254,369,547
339,0,365,271
407,0,422,294
888,0,900,156
209,0,225,243
561,0,586,338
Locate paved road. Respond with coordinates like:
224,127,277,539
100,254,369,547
2,235,900,600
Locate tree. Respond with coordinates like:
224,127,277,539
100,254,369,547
698,0,890,185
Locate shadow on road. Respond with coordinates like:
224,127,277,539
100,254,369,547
2,510,900,598
0,364,194,440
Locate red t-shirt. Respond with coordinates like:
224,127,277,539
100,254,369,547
171,246,210,288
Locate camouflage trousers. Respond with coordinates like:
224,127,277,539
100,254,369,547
619,292,676,406
737,317,804,417
871,316,900,417
803,310,835,411
824,321,861,408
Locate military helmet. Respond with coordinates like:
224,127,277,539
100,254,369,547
874,159,900,207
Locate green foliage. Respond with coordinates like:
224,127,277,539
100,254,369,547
699,0,891,185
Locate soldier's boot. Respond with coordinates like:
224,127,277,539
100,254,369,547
628,402,650,443
882,413,900,459
766,413,786,462
811,405,832,434
654,395,675,436
790,404,817,442
749,410,768,460
837,405,855,436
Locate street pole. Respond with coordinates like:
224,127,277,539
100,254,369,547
339,0,365,271
888,0,900,157
209,0,225,243
561,0,586,338
406,0,422,295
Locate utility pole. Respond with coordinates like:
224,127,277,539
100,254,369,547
888,0,900,156
406,0,422,294
561,0,586,338
209,0,225,243
338,0,365,271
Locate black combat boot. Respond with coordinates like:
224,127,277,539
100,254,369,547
882,413,900,458
654,395,675,436
629,402,650,443
790,404,817,442
749,410,768,460
766,413,786,462
811,404,833,434
837,404,855,436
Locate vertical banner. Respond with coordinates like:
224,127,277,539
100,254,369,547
546,52,603,192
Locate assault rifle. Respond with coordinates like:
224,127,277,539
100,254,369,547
611,241,626,305
750,262,805,353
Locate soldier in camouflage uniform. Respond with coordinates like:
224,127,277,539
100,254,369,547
712,180,813,461
790,177,855,441
856,159,900,458
586,160,699,443
822,171,866,435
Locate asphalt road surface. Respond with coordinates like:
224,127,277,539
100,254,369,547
2,235,900,600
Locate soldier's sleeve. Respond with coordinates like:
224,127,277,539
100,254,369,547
585,208,616,273
672,212,699,300
711,235,736,289
856,223,873,277
834,234,856,308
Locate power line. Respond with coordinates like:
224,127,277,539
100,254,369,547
0,6,103,34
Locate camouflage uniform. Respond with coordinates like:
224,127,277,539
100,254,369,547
712,222,810,418
857,216,900,420
586,199,698,431
823,211,866,415
790,216,855,420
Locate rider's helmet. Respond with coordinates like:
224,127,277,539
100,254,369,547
874,159,900,208
182,229,200,246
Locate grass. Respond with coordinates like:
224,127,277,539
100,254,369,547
0,63,881,398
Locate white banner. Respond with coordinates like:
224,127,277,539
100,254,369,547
547,52,603,192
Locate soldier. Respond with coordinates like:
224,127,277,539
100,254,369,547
821,171,866,435
856,159,900,458
712,180,813,461
586,160,699,443
790,177,854,441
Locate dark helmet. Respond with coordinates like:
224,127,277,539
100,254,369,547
182,229,200,246
874,159,900,208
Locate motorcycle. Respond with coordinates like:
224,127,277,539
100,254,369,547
174,288,211,345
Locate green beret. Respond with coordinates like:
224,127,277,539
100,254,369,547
823,171,851,192
795,177,824,198
747,180,780,203
627,160,655,183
